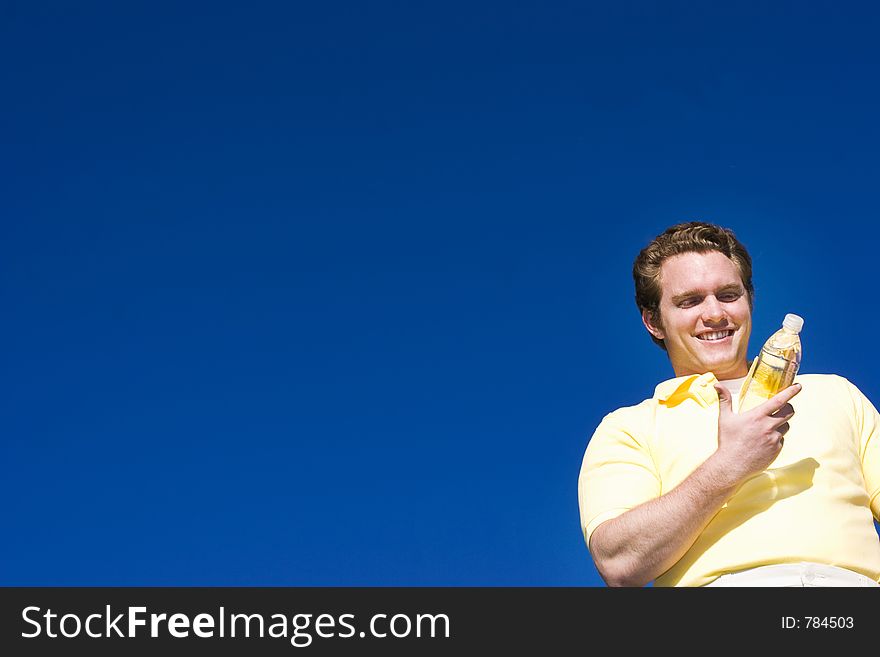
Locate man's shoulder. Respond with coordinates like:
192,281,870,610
798,372,879,405
796,372,856,393
586,397,657,452
796,372,848,383
597,396,657,429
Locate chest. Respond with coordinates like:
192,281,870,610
649,399,861,493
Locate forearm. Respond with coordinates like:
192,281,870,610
590,453,741,587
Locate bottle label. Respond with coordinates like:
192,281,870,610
737,346,800,413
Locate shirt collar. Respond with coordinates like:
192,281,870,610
653,372,720,407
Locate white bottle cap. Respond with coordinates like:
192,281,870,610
782,313,804,332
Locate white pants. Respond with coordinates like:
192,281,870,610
705,562,879,587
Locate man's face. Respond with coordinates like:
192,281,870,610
643,250,752,380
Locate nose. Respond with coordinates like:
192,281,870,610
701,296,726,323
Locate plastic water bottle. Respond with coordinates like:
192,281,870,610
736,313,804,413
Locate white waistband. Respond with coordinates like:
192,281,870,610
705,562,879,587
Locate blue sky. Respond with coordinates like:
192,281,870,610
2,1,879,586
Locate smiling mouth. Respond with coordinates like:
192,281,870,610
696,330,734,341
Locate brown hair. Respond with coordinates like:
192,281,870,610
633,221,754,350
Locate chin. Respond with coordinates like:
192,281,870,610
712,359,745,377
698,356,738,376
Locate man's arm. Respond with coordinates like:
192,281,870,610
589,382,801,587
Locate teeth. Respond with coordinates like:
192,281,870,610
698,331,732,341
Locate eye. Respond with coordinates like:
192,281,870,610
718,291,742,302
678,297,701,308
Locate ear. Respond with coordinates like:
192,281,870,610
641,309,665,341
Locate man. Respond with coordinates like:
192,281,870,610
577,221,880,587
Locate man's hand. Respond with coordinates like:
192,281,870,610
713,382,802,486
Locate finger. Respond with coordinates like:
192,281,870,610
714,384,733,413
771,403,795,420
759,382,802,415
776,422,790,436
771,413,794,431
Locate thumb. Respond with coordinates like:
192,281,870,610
714,384,732,413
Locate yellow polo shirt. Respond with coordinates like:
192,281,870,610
578,373,880,587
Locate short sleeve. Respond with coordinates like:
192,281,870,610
847,380,880,520
578,407,661,550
